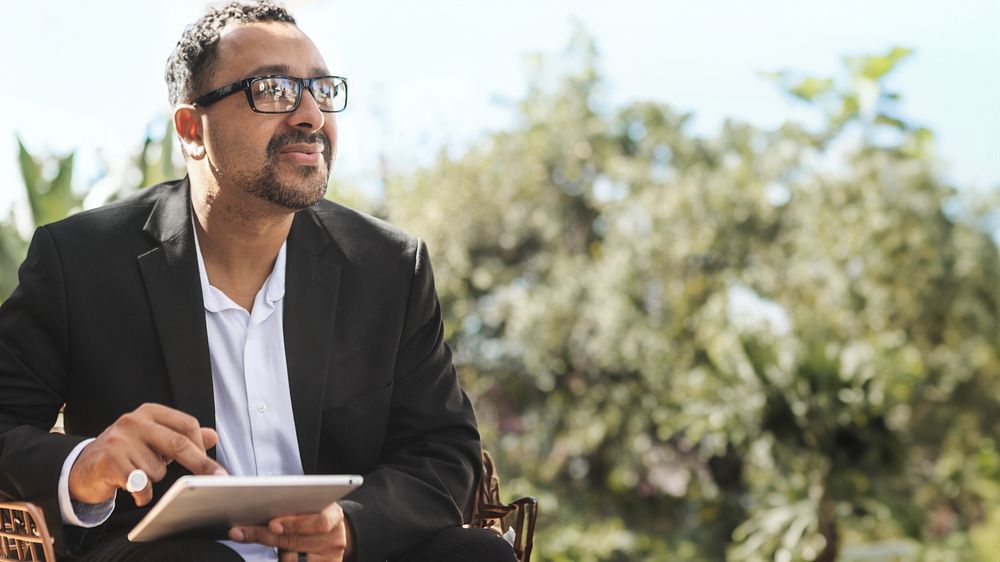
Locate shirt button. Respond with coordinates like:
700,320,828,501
256,402,267,413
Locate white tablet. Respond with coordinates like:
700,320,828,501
128,474,363,542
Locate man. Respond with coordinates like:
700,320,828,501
0,2,515,561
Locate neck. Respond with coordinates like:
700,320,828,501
190,178,294,311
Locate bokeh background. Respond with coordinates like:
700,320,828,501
2,1,999,560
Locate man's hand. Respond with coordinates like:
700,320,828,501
229,502,353,562
68,403,227,507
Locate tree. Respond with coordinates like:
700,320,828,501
385,34,1000,561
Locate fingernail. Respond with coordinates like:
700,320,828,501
229,528,244,542
214,468,228,476
272,522,283,534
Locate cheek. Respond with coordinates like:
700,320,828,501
206,124,269,166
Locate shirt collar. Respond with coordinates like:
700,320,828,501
191,214,287,314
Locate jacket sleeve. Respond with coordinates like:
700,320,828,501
0,226,89,555
338,239,482,562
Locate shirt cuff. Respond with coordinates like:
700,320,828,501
59,438,116,527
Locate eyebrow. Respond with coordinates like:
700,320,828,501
245,64,332,78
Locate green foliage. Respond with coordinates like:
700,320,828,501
847,47,913,82
0,224,26,300
969,504,1000,559
0,138,81,298
138,119,183,188
16,136,80,229
765,47,918,144
385,41,1000,561
1,118,182,299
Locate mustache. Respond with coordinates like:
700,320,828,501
266,130,331,158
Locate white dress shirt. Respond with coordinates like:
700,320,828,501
58,224,303,562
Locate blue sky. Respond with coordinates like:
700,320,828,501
1,0,997,219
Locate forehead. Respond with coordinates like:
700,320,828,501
211,22,329,86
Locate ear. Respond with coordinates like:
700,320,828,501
173,105,206,160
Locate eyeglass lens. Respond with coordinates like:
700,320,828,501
251,77,346,113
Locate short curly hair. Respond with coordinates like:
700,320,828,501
165,0,296,107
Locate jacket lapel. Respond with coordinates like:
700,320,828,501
137,179,216,432
134,180,341,471
284,209,341,474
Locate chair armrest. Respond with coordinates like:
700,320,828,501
0,501,55,562
469,496,537,562
467,450,539,562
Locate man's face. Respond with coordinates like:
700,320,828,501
197,22,338,210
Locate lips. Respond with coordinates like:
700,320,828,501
280,142,323,155
267,132,333,170
279,143,325,165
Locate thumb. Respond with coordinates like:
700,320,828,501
130,480,154,507
200,427,220,450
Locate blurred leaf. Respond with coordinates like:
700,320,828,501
874,113,908,130
16,136,81,227
847,46,913,81
0,224,27,300
789,77,835,101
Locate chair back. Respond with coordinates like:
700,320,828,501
0,502,55,562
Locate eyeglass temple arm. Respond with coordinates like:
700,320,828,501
192,80,247,107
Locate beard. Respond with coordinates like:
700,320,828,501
242,130,334,210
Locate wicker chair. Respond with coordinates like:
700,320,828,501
0,450,536,562
0,501,54,562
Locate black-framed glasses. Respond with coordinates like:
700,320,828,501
192,75,348,113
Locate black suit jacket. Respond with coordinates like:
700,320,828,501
0,178,481,562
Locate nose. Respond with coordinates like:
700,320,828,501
285,87,325,133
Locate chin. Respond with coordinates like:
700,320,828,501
274,184,327,210
247,178,328,212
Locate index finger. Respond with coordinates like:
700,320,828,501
142,422,227,476
139,403,210,451
137,404,227,475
